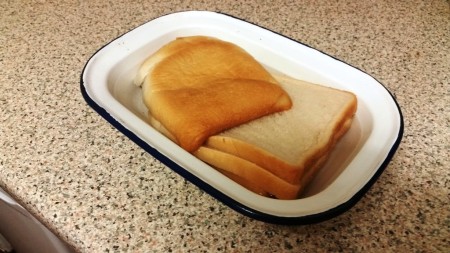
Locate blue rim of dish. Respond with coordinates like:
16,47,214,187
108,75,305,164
79,11,404,225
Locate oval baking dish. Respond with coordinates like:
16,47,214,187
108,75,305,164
80,11,403,224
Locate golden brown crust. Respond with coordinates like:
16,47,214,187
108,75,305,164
141,36,292,152
194,147,302,200
135,36,217,86
147,98,356,199
196,117,355,199
204,136,303,184
139,37,358,199
203,75,357,186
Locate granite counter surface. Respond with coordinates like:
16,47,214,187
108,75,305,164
1,0,449,252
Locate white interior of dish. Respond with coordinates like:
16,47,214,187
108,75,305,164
83,11,401,217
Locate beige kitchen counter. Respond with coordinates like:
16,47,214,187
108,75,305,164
1,0,449,252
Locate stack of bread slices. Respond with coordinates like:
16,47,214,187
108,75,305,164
134,36,357,200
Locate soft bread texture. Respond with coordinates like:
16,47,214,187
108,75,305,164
146,74,357,199
197,74,356,199
193,147,302,199
205,74,357,185
137,36,357,199
136,36,292,152
201,118,355,199
149,115,353,199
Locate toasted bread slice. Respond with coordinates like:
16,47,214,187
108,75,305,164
136,36,292,152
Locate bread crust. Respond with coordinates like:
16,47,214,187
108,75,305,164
194,147,302,200
197,116,355,199
204,136,303,184
204,75,357,186
140,36,292,152
147,103,356,199
138,37,358,199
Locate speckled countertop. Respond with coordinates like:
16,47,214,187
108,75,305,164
1,0,449,252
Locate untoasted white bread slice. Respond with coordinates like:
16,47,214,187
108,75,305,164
136,36,292,152
205,74,357,185
193,147,302,199
137,36,357,199
149,114,352,199
147,74,357,199
196,107,355,199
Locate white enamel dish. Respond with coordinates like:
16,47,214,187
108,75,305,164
81,11,403,224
